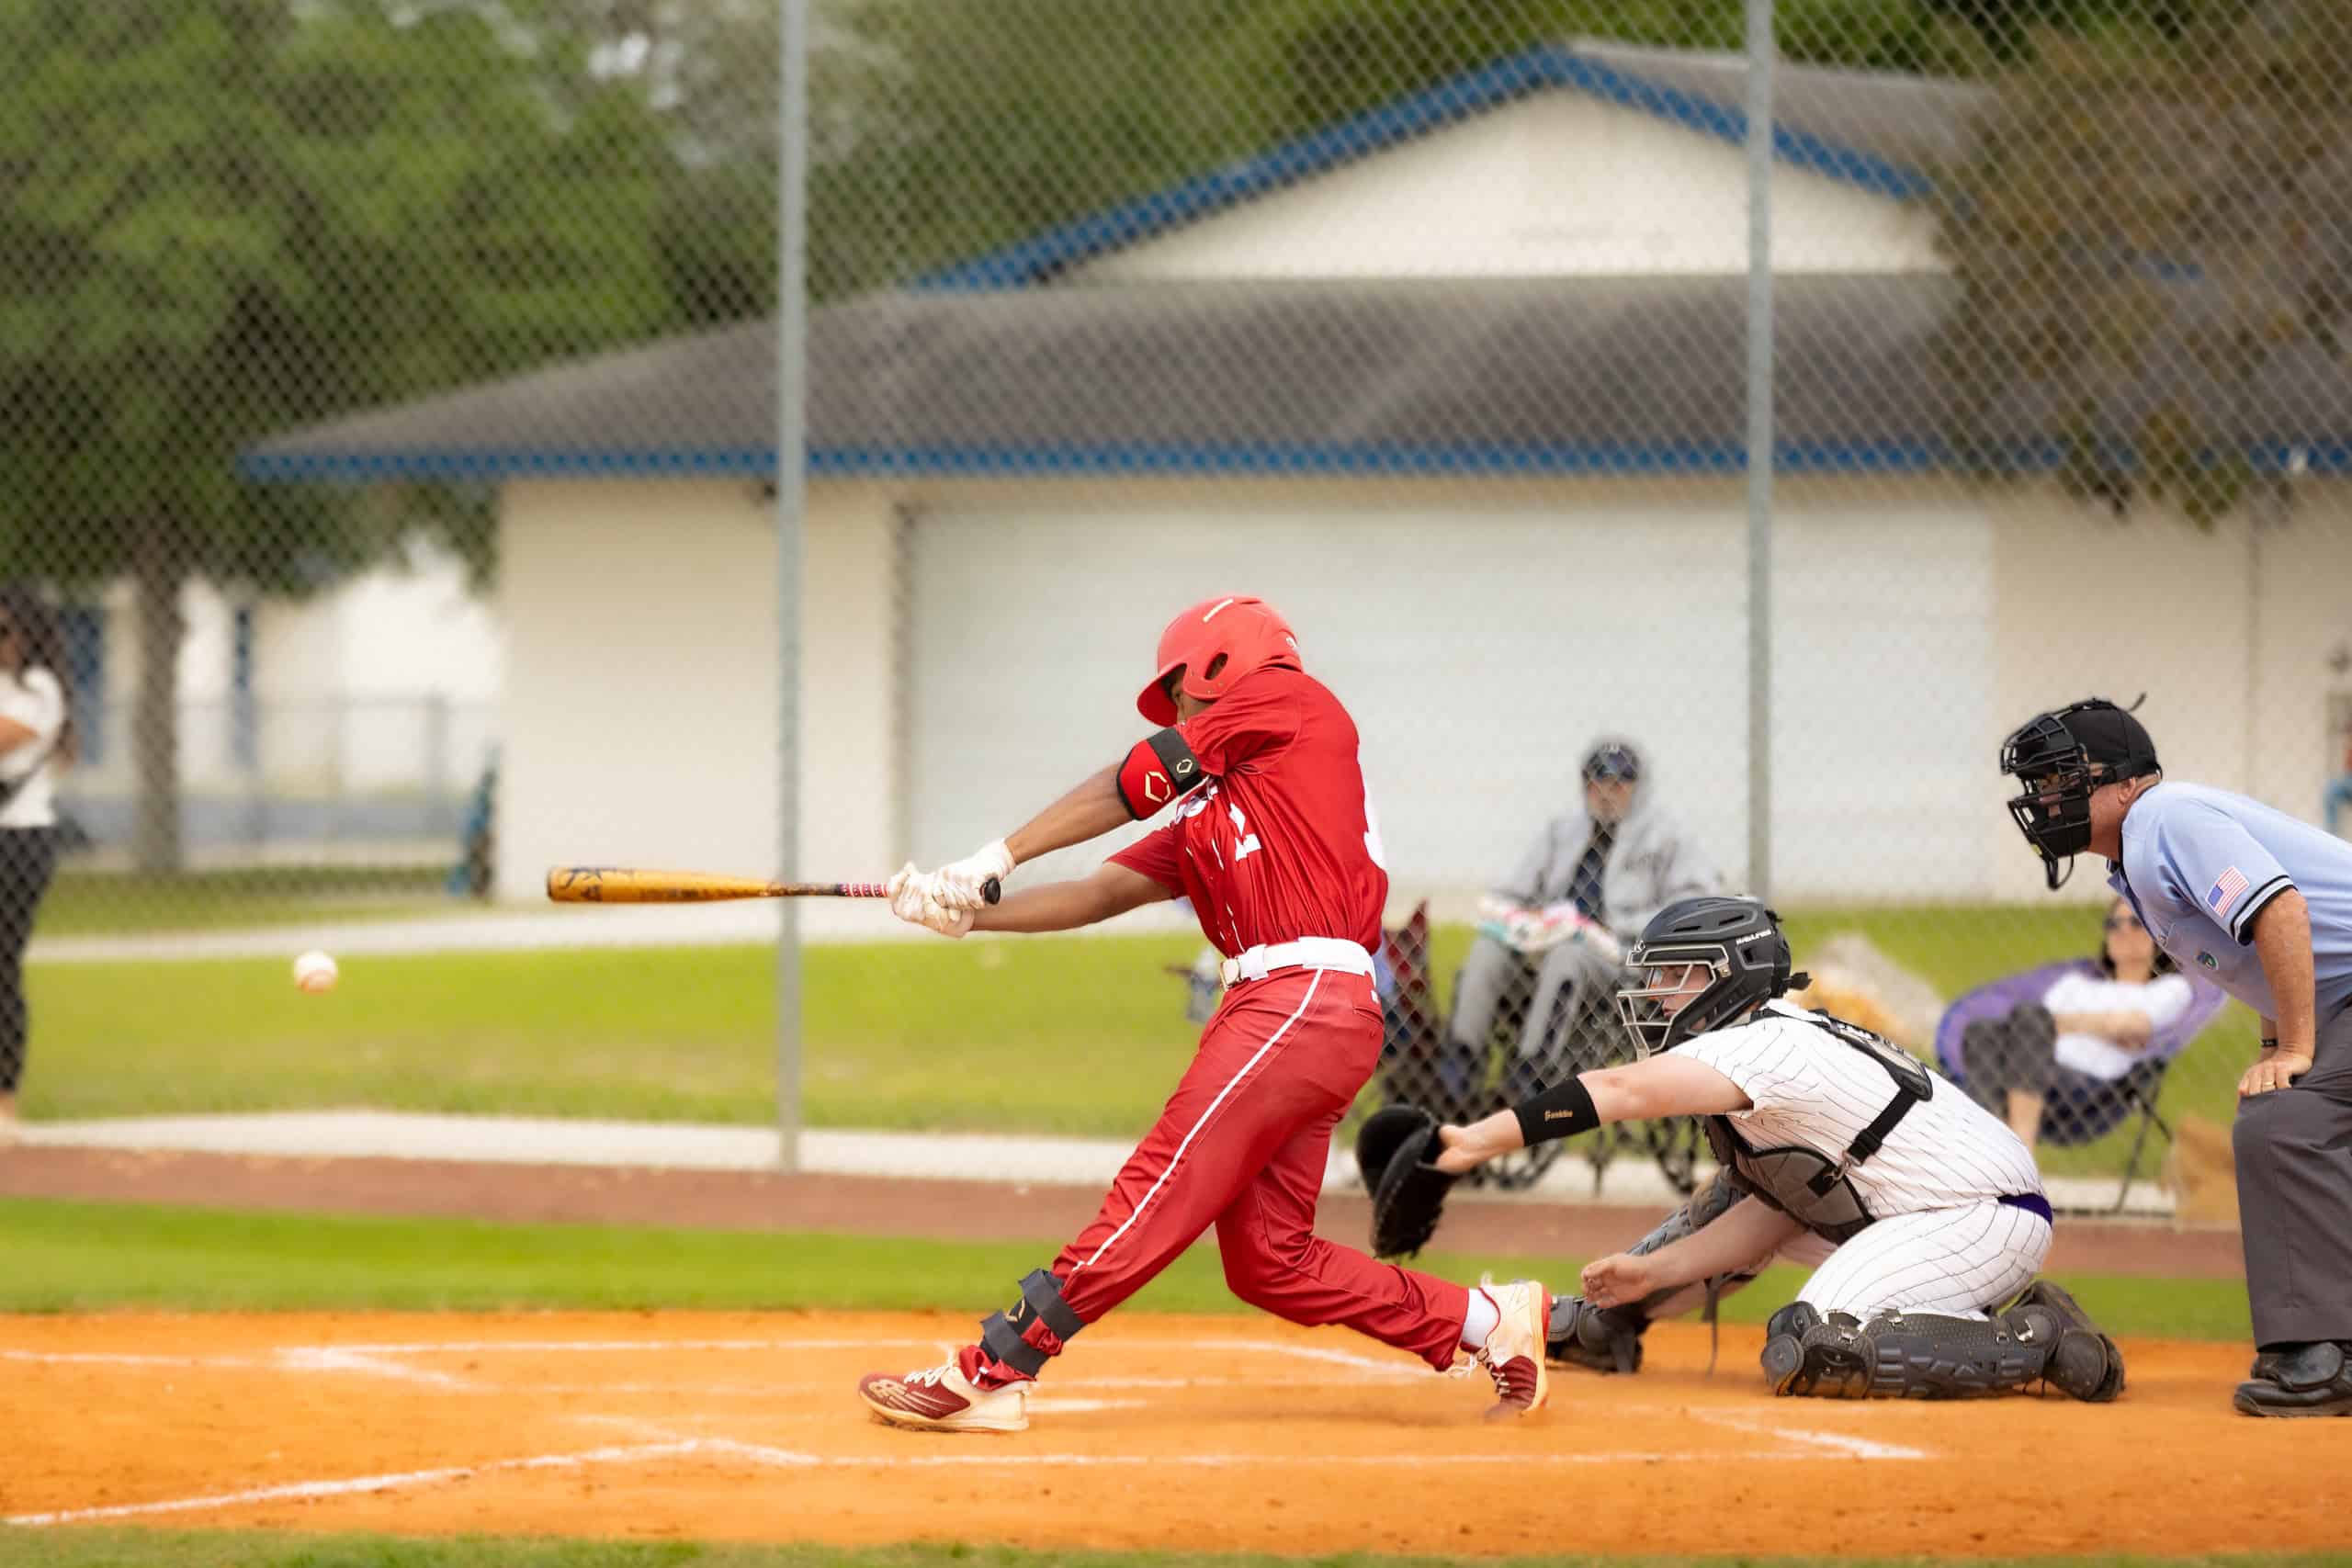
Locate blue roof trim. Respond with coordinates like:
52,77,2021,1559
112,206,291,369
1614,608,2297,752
1556,51,1931,203
914,42,1930,290
240,448,775,481
240,439,2352,483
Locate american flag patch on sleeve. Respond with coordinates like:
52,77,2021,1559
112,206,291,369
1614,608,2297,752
2207,867,2250,916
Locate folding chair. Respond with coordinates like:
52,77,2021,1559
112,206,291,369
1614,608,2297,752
1935,959,2229,1213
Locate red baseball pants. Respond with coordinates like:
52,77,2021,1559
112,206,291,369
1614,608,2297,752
1048,965,1470,1371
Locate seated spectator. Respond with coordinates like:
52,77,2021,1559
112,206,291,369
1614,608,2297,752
1438,738,1719,1114
1957,897,2195,1151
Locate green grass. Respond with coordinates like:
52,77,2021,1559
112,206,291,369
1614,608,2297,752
0,1198,2256,1340
23,904,2261,1155
6,1544,2346,1568
23,930,1206,1130
3,1544,2346,1568
40,864,456,936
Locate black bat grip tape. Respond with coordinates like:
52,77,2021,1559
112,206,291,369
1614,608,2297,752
982,877,1002,905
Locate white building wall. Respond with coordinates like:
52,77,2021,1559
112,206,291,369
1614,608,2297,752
493,478,899,906
251,543,503,793
1987,489,2352,903
79,547,502,796
1076,95,1941,282
909,481,1993,908
481,472,2351,913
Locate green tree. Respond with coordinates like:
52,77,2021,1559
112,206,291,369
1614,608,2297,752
0,0,684,870
1928,0,2351,524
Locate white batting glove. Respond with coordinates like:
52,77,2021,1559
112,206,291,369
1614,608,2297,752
935,839,1013,910
888,863,972,940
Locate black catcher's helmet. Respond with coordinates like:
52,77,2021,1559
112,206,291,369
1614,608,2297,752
1998,698,2161,891
1614,896,1805,1056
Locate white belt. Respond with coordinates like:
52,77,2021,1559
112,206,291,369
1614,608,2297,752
1218,938,1376,989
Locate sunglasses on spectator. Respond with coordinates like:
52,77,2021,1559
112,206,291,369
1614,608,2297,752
2105,911,2143,932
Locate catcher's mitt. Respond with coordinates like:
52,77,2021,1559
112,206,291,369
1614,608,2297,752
1353,1104,1434,1195
1357,1104,1457,1258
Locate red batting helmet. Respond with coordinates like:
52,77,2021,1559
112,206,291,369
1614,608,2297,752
1136,596,1301,725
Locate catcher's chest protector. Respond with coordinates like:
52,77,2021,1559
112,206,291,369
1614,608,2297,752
1704,1012,1933,1245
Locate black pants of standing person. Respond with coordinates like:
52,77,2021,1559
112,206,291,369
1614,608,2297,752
0,827,57,1096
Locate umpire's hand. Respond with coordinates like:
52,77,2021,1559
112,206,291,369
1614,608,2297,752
2239,1047,2313,1098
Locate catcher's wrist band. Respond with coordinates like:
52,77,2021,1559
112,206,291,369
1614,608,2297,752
1513,1076,1600,1147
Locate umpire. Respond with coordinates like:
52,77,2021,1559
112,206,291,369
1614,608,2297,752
2001,698,2352,1417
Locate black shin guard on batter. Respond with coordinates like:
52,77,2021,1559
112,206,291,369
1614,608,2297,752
978,1269,1086,1379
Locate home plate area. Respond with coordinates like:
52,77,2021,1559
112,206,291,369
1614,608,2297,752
1,1311,2327,1558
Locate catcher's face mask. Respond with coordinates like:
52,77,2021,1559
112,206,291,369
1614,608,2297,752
1614,950,1731,1058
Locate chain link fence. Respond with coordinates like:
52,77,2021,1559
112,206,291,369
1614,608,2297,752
5,0,2346,1221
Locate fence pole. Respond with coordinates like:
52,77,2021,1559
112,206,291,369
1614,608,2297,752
1745,0,1776,902
774,0,809,1174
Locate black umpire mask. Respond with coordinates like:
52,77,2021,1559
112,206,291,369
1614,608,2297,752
1998,698,2160,891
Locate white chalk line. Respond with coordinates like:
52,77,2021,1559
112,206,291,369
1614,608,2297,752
1690,1406,1933,1461
6,1328,1935,1529
9,1432,1928,1527
6,1442,705,1528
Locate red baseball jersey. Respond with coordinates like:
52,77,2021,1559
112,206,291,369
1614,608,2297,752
1109,666,1389,954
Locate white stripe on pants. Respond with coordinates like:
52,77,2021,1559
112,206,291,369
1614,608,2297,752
1791,1201,2051,1319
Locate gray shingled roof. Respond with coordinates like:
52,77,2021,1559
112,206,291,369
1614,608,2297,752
243,276,2352,479
1567,38,1991,171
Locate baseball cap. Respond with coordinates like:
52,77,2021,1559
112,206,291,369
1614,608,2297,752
1582,740,1643,783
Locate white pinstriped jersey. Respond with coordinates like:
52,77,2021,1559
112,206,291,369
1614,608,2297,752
1675,1000,2045,1217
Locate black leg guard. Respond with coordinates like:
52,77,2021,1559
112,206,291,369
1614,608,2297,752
1547,1172,1752,1375
1856,1309,2051,1399
2007,1280,2126,1403
1767,1291,2124,1402
1761,1303,1875,1398
978,1269,1086,1380
1547,1294,1647,1374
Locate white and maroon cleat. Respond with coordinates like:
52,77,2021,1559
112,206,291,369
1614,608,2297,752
858,1347,1030,1433
1473,1279,1553,1420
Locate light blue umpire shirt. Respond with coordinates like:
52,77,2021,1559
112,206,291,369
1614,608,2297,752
2108,781,2352,1024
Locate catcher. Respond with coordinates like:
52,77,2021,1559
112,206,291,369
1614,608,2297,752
1361,895,2128,1402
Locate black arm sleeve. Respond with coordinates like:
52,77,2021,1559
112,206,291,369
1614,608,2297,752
1513,1075,1600,1147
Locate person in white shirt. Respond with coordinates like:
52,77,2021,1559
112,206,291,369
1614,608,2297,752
1397,896,2124,1402
1958,897,2195,1149
0,587,73,1145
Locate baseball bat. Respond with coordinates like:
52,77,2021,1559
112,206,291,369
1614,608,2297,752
545,866,1001,905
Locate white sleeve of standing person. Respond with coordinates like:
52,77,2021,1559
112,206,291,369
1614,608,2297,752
2136,972,2195,1032
0,668,65,770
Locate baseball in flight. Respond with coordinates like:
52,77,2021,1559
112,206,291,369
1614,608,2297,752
292,950,339,995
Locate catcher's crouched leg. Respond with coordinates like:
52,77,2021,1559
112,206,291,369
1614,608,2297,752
1760,1284,2124,1402
1547,1294,1648,1374
1760,1303,1873,1398
1547,1172,1753,1375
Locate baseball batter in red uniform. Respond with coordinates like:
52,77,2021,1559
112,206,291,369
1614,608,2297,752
856,596,1552,1432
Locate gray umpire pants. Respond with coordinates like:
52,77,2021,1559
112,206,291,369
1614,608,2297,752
1451,934,1622,1066
2233,999,2352,1348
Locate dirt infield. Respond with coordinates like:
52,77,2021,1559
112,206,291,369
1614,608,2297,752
3,1312,2334,1558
